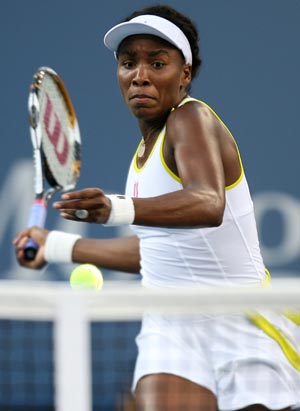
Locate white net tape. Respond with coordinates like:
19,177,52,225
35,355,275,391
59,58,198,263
0,278,299,411
0,278,299,320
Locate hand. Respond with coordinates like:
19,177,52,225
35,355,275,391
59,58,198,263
13,226,49,269
53,188,112,224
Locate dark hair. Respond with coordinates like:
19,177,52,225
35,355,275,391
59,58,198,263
122,4,202,81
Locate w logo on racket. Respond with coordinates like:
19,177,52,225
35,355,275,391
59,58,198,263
43,93,69,165
24,67,81,261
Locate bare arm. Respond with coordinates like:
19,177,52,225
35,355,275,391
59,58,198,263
13,227,140,273
133,103,227,227
72,235,140,273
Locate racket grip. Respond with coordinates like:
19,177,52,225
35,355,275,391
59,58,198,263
24,199,47,261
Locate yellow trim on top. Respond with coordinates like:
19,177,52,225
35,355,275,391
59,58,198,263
197,100,245,191
225,171,244,191
159,129,181,183
173,97,245,190
133,97,245,187
133,127,165,173
248,312,300,371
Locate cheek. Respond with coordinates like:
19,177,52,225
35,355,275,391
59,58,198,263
159,77,183,99
117,74,129,98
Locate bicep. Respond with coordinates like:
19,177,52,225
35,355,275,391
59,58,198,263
168,104,225,195
132,104,226,228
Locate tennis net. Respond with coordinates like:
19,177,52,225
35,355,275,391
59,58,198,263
0,278,299,411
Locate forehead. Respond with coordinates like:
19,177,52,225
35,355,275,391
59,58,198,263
117,34,179,55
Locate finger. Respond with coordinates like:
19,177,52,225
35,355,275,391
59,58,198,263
15,242,28,260
59,208,98,223
17,252,45,269
15,242,30,263
53,200,87,210
17,236,30,249
59,210,79,221
60,188,105,200
13,228,31,244
53,197,106,211
13,234,22,245
74,209,89,219
59,208,90,219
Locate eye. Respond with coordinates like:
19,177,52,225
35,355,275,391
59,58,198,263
121,60,135,69
152,61,165,69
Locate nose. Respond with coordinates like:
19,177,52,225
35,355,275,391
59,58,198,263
132,64,150,86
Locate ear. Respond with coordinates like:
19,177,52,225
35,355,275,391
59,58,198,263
180,64,192,89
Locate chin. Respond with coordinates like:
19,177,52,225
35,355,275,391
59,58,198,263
130,106,155,119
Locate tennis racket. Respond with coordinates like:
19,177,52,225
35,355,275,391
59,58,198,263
24,67,81,260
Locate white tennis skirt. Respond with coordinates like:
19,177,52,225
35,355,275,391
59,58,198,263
132,312,300,410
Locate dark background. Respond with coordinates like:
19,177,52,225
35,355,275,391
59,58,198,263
0,1,299,409
1,0,299,281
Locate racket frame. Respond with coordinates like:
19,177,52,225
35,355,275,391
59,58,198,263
24,67,81,260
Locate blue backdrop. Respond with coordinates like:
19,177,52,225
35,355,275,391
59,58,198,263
1,0,299,281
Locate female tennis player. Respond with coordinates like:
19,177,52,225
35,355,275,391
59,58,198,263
14,4,300,411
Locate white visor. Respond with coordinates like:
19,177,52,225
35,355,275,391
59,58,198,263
104,14,193,65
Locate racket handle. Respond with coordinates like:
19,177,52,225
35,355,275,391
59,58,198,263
24,199,47,261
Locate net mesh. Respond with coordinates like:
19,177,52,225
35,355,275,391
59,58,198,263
0,279,299,411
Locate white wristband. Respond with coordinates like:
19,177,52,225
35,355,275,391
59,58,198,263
104,195,135,226
44,231,81,263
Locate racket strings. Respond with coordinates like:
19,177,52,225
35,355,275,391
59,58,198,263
38,75,80,189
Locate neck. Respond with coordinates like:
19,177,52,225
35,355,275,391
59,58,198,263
138,115,168,143
137,94,189,139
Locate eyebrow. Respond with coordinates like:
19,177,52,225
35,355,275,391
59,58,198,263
118,49,170,58
149,49,170,57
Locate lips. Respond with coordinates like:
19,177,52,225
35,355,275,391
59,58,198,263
130,94,155,102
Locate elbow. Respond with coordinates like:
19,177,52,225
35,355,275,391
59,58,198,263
199,192,225,227
209,196,225,227
203,206,223,227
211,210,224,227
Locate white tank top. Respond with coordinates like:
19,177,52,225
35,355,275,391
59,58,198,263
125,98,266,288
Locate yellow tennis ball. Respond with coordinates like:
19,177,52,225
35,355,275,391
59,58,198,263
70,264,103,290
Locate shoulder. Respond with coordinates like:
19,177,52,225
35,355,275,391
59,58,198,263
166,98,221,139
